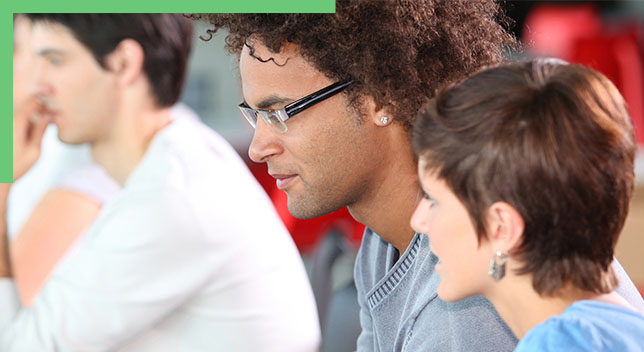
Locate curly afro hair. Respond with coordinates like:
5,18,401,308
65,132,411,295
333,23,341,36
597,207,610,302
191,0,518,130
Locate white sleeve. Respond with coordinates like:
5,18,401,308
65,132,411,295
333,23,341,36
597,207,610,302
0,279,21,329
0,189,215,351
54,163,120,205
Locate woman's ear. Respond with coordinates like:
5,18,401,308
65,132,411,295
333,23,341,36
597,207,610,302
486,201,525,253
103,38,145,86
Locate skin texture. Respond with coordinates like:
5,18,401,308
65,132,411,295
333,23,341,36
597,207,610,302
31,21,170,185
11,191,101,306
13,18,51,181
8,17,107,305
30,22,118,146
410,160,636,339
3,93,49,280
13,16,34,107
408,161,569,338
240,41,419,251
242,42,379,218
410,161,494,302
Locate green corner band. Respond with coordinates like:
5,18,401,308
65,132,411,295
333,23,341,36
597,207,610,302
2,0,335,183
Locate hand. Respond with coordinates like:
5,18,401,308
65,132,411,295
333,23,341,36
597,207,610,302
13,96,51,181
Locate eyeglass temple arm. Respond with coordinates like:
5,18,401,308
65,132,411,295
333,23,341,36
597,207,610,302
284,80,353,117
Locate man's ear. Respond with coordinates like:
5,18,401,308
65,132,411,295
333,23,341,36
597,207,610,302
104,38,144,86
486,202,525,254
359,95,395,127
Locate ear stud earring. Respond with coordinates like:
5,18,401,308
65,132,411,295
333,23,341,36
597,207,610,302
380,116,390,125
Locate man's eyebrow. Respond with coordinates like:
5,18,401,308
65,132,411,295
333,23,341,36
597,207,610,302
37,48,65,56
254,95,293,110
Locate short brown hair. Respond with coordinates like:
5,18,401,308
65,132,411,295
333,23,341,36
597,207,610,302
412,59,636,295
191,0,518,130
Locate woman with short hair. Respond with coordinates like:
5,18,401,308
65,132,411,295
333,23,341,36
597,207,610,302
411,58,644,351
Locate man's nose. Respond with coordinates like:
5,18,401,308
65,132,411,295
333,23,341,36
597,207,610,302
248,117,283,163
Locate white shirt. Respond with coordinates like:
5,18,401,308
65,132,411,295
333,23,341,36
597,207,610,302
0,109,321,351
7,125,119,239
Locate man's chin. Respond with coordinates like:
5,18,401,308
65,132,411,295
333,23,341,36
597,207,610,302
286,195,342,220
57,132,85,145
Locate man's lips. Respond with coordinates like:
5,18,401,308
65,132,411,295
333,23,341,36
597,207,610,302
270,174,298,190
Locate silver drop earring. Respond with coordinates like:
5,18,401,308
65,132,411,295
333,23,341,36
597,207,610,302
380,116,390,125
488,251,508,281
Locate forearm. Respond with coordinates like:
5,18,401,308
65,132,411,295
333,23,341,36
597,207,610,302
12,189,101,306
0,184,12,278
0,183,20,335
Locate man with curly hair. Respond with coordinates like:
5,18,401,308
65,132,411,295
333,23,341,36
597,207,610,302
193,1,643,350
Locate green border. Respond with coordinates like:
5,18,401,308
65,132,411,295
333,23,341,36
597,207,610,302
10,0,335,13
2,12,10,182
3,1,335,183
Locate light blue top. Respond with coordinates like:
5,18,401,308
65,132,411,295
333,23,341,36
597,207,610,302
516,300,644,351
354,228,644,352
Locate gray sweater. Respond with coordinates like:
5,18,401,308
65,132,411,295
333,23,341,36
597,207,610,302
354,229,644,351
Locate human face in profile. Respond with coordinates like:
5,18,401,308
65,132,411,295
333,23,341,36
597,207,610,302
410,159,495,302
239,40,386,220
13,16,36,106
30,21,118,145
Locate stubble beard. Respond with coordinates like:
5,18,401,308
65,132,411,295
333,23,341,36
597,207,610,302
285,184,351,220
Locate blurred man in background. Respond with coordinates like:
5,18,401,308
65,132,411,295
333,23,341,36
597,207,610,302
2,13,320,351
9,14,120,307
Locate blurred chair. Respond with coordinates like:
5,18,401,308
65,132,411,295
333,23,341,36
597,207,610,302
570,27,644,145
523,4,602,60
523,3,644,144
310,230,361,352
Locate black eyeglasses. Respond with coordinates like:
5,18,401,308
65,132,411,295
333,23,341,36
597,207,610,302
238,80,353,133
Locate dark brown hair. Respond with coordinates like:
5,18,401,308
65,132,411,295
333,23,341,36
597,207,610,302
26,14,194,107
412,59,636,295
190,0,518,130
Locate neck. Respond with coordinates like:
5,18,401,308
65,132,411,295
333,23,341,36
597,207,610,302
348,127,419,253
486,271,630,339
91,104,171,185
